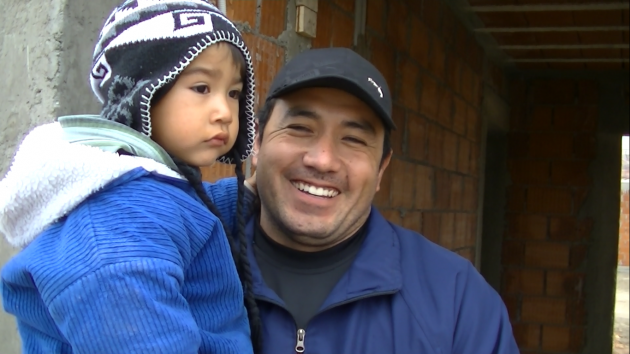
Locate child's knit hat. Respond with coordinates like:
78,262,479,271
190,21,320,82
90,0,255,164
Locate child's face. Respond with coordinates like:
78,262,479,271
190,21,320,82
150,43,243,167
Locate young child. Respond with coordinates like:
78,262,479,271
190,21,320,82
0,1,262,353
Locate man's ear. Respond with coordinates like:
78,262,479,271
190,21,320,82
252,121,260,168
375,149,393,192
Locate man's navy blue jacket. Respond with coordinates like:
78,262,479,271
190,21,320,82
245,207,519,354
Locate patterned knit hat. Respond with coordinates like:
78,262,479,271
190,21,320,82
90,0,256,164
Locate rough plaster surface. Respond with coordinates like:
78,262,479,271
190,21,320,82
57,0,117,117
0,0,64,177
0,1,66,351
279,0,311,61
0,1,117,352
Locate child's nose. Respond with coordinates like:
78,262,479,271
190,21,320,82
209,96,233,124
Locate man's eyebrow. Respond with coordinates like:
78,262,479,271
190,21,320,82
282,106,321,121
180,66,242,84
342,119,377,135
283,105,377,135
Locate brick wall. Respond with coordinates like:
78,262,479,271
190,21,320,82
200,0,489,263
620,189,629,266
358,0,485,263
503,79,599,353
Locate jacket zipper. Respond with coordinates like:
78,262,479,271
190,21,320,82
254,296,306,352
295,328,306,353
256,290,397,353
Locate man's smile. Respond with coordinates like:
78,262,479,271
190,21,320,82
291,180,340,198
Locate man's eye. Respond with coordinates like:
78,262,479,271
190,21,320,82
191,85,209,94
344,136,367,145
287,125,312,132
229,89,242,99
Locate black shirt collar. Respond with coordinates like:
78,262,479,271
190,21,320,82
254,216,368,271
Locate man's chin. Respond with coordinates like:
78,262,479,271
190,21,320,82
286,207,336,224
285,217,338,236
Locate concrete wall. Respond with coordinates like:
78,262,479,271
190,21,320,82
1,1,66,351
56,1,115,117
502,72,629,354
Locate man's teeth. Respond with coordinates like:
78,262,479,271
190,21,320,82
292,182,339,198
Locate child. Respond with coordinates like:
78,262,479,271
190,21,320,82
0,1,262,353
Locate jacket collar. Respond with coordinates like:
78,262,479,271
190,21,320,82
0,118,182,249
247,206,403,308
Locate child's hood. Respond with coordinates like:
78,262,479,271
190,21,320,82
91,0,256,164
0,115,182,248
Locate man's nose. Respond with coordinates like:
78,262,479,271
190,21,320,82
209,94,233,124
302,135,342,173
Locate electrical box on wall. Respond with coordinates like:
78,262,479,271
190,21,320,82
296,0,318,11
296,0,317,38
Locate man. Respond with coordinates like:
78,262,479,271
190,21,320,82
245,47,518,353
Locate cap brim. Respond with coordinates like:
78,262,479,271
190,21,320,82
268,76,396,130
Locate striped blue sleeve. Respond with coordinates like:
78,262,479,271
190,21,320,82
33,180,207,353
48,259,201,354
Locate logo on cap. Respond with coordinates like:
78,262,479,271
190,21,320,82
368,78,383,98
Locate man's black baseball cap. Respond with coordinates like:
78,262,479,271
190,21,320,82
265,47,396,130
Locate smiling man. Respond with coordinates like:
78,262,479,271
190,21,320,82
244,47,518,354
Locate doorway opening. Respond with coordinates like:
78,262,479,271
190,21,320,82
614,135,629,354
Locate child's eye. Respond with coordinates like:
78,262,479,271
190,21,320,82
229,89,242,100
191,85,209,94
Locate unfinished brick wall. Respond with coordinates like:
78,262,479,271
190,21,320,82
310,0,355,49
503,79,599,353
620,189,629,266
199,0,492,264
355,0,486,262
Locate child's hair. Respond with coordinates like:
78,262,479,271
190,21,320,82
166,43,263,353
175,156,263,353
